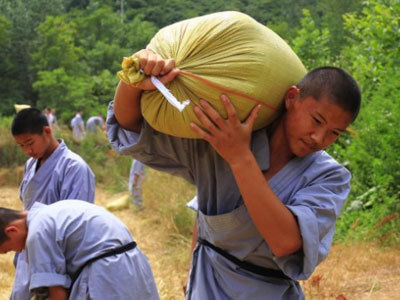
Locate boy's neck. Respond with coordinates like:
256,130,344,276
40,137,60,163
268,118,294,169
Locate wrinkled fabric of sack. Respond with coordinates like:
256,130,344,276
118,11,306,138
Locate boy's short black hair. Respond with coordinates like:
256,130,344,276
11,108,49,136
297,67,361,122
0,208,24,244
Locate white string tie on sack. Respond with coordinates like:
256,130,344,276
150,75,190,112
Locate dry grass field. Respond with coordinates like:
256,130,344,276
0,170,399,299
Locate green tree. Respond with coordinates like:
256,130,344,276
314,0,363,55
333,0,400,242
70,4,157,110
291,9,332,70
0,0,65,108
0,13,16,115
341,0,400,193
32,16,83,73
31,15,94,121
342,0,400,98
33,68,95,122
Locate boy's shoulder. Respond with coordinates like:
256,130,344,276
55,141,92,170
310,150,351,178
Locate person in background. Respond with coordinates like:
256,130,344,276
10,108,95,300
107,49,361,300
43,107,51,124
0,200,160,300
129,159,145,209
70,108,85,140
86,114,105,134
49,107,59,133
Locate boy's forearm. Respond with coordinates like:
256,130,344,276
230,151,303,258
48,286,68,300
114,81,143,132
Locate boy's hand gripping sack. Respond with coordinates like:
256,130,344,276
118,11,306,138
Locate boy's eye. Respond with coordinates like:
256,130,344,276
312,116,322,124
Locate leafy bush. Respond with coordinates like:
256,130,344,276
291,1,400,245
0,116,26,168
332,0,400,244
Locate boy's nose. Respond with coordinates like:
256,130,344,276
310,130,325,147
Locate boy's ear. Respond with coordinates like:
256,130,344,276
43,126,52,135
4,225,19,236
284,86,300,109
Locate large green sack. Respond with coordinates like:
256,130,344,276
119,11,306,138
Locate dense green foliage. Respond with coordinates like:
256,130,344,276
0,0,399,244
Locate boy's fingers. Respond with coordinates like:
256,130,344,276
193,105,220,136
142,52,157,75
159,68,180,86
150,57,165,76
245,104,261,128
189,122,213,143
220,95,239,125
162,59,176,75
136,49,149,69
199,99,227,131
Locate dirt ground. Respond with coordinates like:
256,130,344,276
0,185,399,300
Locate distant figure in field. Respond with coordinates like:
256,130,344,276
86,114,105,134
49,107,59,133
10,107,95,300
129,159,145,208
70,108,85,140
0,200,160,300
43,107,51,124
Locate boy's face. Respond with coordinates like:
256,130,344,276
14,130,52,160
0,227,26,254
284,91,353,157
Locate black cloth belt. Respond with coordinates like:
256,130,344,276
70,241,137,289
198,238,291,280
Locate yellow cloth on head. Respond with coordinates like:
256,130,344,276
14,104,31,113
118,11,307,138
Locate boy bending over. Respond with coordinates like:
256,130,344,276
0,200,159,300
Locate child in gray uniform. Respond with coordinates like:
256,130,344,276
0,200,159,300
129,159,145,208
107,49,361,300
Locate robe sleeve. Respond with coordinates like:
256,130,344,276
27,219,71,290
273,157,351,280
106,101,196,184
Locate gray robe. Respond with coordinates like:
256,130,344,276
107,101,351,299
26,201,159,299
11,140,95,300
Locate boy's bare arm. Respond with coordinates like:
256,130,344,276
113,49,180,133
48,286,68,300
190,96,302,258
114,81,143,132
